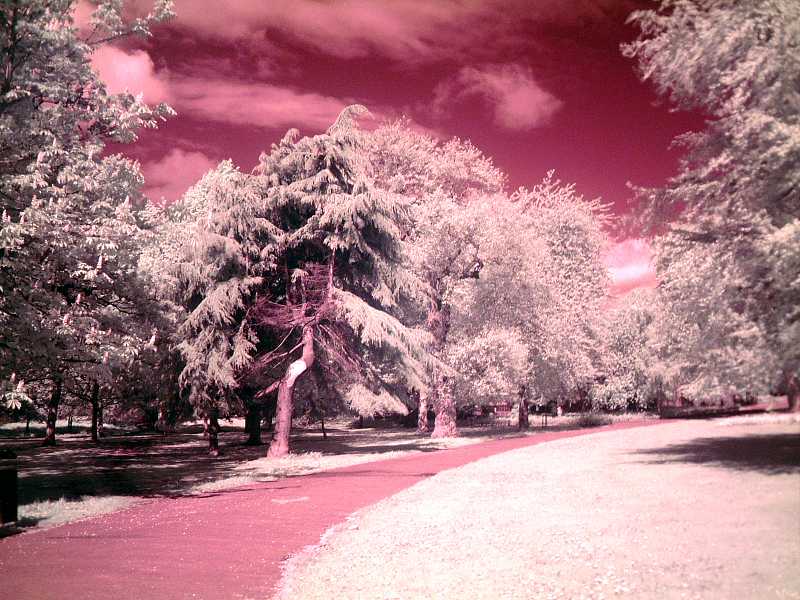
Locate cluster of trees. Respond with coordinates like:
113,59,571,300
0,0,176,445
1,0,797,456
622,0,799,410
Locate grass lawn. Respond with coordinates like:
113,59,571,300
277,415,800,600
0,413,650,536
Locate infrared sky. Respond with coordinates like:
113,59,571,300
78,0,703,296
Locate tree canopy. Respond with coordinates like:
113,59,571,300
624,0,800,406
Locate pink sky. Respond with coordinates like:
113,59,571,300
81,0,702,295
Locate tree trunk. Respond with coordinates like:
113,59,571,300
427,291,457,438
244,403,263,445
66,414,73,433
90,381,100,443
267,325,315,458
25,416,30,436
417,392,430,433
308,371,328,440
431,386,458,438
207,409,221,456
786,373,799,412
43,376,62,446
308,397,328,440
518,388,529,430
96,402,104,439
263,396,276,432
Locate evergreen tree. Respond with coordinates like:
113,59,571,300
164,107,431,456
253,107,431,456
163,160,277,454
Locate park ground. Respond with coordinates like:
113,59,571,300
0,412,633,534
277,415,800,600
0,413,798,599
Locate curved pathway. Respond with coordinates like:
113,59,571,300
0,421,661,600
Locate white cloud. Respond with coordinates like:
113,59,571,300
142,149,218,204
437,64,562,131
168,76,350,131
91,46,171,104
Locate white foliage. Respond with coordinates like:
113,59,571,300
625,0,800,397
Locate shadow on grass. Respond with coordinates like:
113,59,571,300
634,432,800,476
0,516,43,539
0,425,91,438
0,425,463,506
0,432,266,504
0,416,650,514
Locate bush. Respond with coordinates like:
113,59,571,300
575,413,612,428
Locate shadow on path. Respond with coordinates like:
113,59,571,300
634,432,800,476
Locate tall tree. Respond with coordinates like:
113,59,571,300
447,174,610,428
624,0,800,407
363,119,505,436
161,161,276,455
162,108,431,456
0,1,175,442
252,108,431,456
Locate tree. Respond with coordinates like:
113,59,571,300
0,1,175,443
252,108,432,456
362,119,505,436
0,1,175,442
157,160,275,455
624,0,800,408
161,108,432,456
591,288,661,411
447,174,610,428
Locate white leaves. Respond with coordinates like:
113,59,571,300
344,383,408,418
444,177,609,402
626,0,800,396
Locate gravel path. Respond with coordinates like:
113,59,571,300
277,419,800,600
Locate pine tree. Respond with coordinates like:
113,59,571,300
163,108,432,456
252,107,432,456
164,160,277,455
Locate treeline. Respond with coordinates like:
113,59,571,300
1,1,797,455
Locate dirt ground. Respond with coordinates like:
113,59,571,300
277,417,800,600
